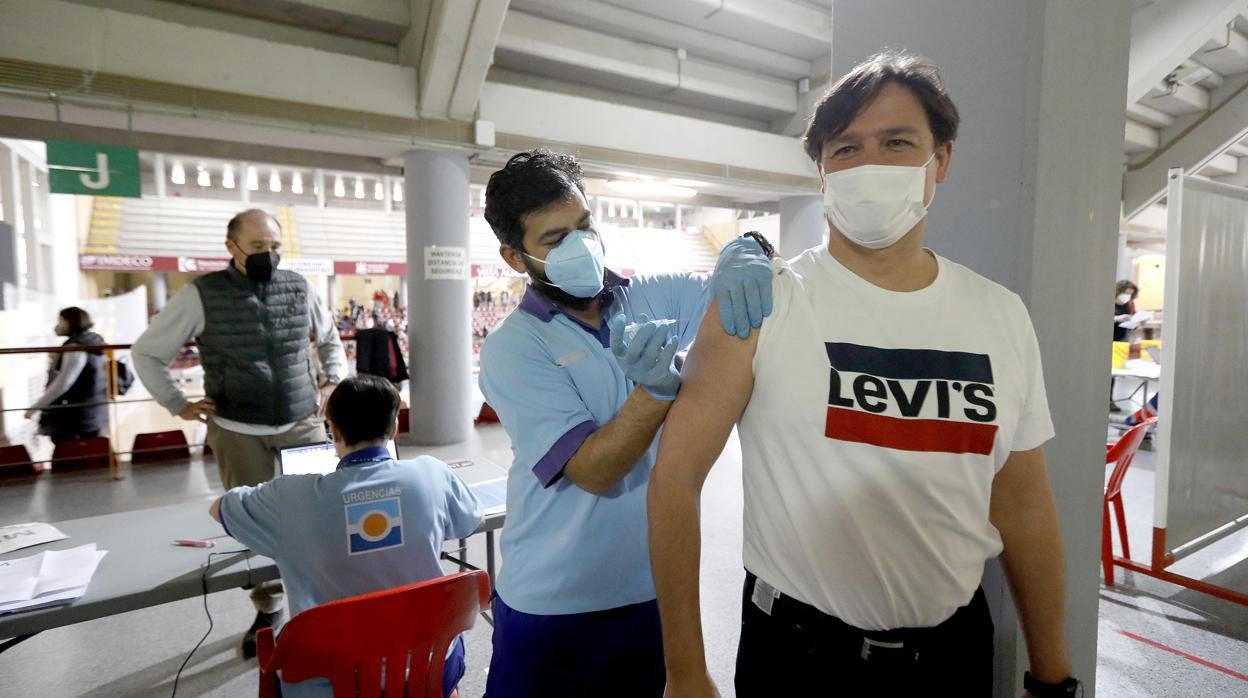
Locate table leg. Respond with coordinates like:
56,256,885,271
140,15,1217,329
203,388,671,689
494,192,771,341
457,538,467,573
486,531,496,586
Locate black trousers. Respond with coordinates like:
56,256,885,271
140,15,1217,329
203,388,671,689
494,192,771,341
735,571,994,697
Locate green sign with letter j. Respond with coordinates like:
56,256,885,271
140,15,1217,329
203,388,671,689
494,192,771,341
46,139,141,198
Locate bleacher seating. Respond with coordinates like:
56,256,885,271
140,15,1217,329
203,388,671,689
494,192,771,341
92,197,720,273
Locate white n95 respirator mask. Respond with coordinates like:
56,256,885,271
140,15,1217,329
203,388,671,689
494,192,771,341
822,152,936,250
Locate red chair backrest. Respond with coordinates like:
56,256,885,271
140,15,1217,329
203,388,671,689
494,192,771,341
262,570,490,697
1105,417,1157,500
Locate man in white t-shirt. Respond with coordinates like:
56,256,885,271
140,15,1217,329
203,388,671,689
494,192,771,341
648,51,1080,698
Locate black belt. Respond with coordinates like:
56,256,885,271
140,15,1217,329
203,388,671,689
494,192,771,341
745,571,989,665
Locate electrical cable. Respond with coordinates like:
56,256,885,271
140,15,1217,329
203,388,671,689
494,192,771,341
170,549,250,698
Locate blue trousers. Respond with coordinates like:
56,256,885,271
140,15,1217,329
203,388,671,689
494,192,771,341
484,594,664,698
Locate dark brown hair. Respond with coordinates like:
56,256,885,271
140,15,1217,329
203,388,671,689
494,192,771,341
58,306,93,335
802,50,960,163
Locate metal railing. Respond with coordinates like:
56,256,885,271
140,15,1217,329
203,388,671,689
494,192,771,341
0,342,205,479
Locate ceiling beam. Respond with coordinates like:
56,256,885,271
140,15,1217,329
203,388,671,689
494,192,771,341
1126,0,1246,105
0,0,418,118
1123,70,1248,217
495,11,797,121
508,0,814,81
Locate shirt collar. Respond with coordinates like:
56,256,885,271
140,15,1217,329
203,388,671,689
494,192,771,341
517,270,630,324
336,445,392,469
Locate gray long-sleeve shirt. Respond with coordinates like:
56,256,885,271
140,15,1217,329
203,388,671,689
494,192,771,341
132,279,346,432
31,351,87,410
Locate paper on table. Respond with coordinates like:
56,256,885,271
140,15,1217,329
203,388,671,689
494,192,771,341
1118,310,1154,330
0,544,108,615
0,522,68,555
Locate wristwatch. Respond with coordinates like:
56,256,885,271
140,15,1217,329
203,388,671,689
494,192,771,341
1023,672,1081,698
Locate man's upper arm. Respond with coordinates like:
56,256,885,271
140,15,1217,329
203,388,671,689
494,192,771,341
990,446,1048,524
654,300,757,487
479,333,597,488
307,280,347,376
132,286,204,414
217,480,284,557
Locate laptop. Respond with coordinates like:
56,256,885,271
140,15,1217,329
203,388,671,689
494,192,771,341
444,457,509,515
276,443,507,514
277,440,399,476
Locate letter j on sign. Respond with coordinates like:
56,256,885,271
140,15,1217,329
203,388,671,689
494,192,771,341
46,140,141,198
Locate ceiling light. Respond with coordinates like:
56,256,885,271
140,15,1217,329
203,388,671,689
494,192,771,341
170,160,186,185
374,181,384,201
606,180,697,199
246,166,259,191
393,180,403,202
269,170,282,193
196,165,210,187
334,175,346,198
291,172,303,195
354,177,365,199
222,164,235,189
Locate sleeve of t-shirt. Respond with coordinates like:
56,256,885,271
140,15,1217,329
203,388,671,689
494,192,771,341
217,480,284,558
442,467,484,540
1011,298,1056,452
625,273,712,349
479,329,598,488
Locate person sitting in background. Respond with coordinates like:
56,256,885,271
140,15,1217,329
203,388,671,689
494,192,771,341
24,307,108,444
209,374,483,698
1113,280,1138,342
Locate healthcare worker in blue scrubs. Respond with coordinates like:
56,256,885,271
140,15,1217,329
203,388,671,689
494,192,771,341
477,149,774,697
210,375,482,698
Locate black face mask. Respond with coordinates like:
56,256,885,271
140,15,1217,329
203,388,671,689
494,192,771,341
243,250,280,283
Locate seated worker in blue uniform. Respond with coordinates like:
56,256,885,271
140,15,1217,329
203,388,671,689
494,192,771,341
477,149,775,698
209,374,483,698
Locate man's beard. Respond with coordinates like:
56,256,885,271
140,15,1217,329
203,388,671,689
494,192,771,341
522,257,599,311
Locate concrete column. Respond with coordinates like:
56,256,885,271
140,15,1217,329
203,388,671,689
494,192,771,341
778,194,825,258
1116,231,1130,281
833,2,1130,695
154,154,167,198
327,275,339,315
315,169,326,208
383,175,394,213
151,272,169,312
20,160,40,292
240,161,250,204
404,150,471,445
399,276,408,309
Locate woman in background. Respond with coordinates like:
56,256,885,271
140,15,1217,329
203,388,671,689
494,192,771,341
24,307,108,443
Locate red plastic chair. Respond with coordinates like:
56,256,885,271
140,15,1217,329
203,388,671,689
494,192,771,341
256,570,490,698
1102,417,1157,586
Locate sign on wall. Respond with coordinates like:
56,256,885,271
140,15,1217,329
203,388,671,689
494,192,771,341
46,140,141,198
424,245,468,280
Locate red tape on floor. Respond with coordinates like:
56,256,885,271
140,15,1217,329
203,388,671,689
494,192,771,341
1117,629,1248,683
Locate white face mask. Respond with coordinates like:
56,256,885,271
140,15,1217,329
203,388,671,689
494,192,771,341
1116,293,1132,305
822,152,936,250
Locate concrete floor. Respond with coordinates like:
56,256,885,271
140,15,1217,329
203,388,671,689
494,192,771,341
1,423,1245,697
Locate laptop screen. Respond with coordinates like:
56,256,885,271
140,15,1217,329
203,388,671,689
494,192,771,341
277,440,399,476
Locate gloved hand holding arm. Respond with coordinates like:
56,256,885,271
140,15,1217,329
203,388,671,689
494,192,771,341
609,314,682,401
711,236,774,339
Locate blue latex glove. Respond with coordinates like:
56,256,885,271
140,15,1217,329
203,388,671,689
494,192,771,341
712,237,773,339
609,313,681,401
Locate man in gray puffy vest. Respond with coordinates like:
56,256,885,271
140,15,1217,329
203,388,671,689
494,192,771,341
133,208,346,658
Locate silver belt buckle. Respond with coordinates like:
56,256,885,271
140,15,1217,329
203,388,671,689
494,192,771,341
860,637,909,662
